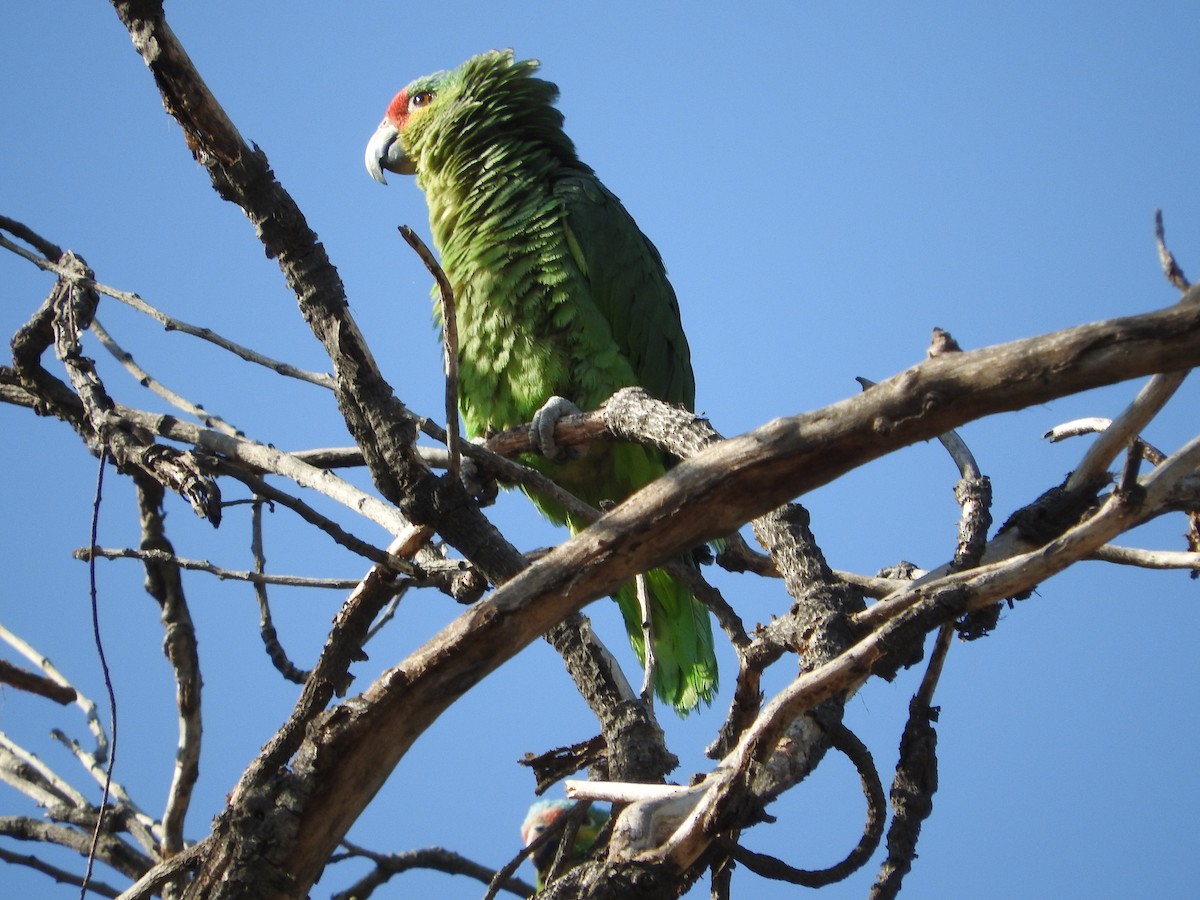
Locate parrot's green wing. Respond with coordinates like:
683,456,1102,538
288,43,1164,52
555,173,717,712
555,174,695,409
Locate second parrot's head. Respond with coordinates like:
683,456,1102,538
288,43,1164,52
365,49,570,186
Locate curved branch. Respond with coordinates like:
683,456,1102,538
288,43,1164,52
721,723,885,887
332,842,533,900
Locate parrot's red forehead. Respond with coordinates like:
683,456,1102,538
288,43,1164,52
385,89,410,128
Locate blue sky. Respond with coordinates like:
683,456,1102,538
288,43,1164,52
3,3,1199,898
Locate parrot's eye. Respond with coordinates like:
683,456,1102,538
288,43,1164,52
410,91,434,110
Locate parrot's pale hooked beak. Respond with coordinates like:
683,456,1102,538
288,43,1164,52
365,120,414,183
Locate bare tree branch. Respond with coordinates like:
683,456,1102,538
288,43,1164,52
331,841,534,899
0,844,121,898
0,660,76,705
76,546,366,590
0,224,334,389
133,477,202,859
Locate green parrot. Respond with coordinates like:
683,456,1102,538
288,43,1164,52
365,49,716,712
520,799,610,887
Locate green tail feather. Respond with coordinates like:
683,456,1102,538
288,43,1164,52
522,445,719,715
615,566,718,714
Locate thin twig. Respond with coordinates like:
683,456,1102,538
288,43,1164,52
81,455,115,900
399,225,461,477
0,214,64,260
252,497,310,684
1155,209,1190,291
0,626,108,764
1044,417,1114,443
1045,417,1169,464
0,815,151,881
47,729,160,852
327,840,533,900
635,573,657,707
915,625,954,710
76,545,365,589
213,461,412,572
0,730,90,810
0,845,121,898
115,405,410,535
0,228,335,388
1089,544,1200,569
90,317,243,437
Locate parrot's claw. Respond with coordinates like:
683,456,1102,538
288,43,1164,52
531,396,583,461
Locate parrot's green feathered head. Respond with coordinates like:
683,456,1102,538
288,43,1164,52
365,49,578,187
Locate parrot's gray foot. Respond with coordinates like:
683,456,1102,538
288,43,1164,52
531,395,583,461
459,438,498,507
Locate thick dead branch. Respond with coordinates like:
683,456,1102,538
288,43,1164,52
110,1,432,522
